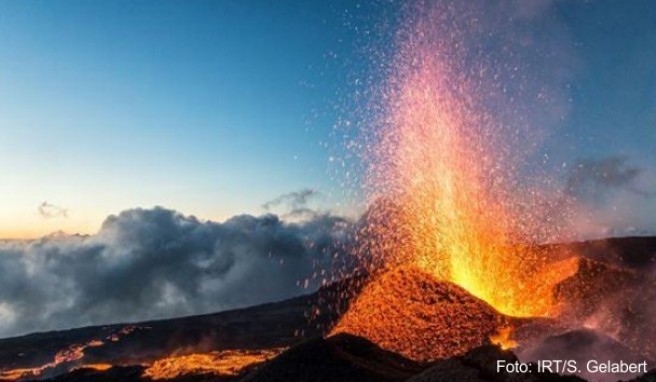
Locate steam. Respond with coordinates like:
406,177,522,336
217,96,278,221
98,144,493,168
566,156,642,202
0,207,354,338
565,156,656,238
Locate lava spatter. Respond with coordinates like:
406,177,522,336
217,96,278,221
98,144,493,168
350,1,579,319
330,265,505,362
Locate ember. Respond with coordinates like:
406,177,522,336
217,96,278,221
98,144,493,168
353,1,579,319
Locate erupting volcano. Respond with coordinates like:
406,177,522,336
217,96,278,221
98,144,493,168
326,2,653,375
351,1,580,319
0,2,653,382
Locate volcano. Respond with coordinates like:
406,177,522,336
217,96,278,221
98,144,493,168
330,265,506,361
0,237,654,382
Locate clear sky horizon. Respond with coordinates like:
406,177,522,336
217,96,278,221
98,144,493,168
0,0,654,239
0,0,372,238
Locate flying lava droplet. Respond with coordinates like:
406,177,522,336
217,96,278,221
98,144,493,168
350,1,579,318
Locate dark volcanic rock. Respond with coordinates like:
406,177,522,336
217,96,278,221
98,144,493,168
0,277,363,374
627,369,656,382
561,237,656,270
240,333,425,382
554,258,656,361
554,258,638,317
518,329,654,382
408,345,585,382
36,364,237,382
39,366,145,382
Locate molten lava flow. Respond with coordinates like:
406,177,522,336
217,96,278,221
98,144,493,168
355,2,579,318
0,368,36,381
72,363,113,372
143,348,283,380
0,340,106,380
54,340,104,365
490,327,518,350
0,325,144,381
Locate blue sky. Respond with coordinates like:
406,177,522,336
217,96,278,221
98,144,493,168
0,0,371,237
0,0,653,238
557,0,655,161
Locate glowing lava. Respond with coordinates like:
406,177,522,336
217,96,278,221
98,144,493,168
354,1,578,318
0,340,106,380
490,327,518,350
0,325,143,381
72,363,113,372
143,348,283,380
331,265,504,361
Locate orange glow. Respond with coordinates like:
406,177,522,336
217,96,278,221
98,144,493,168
73,363,113,372
356,2,579,318
0,214,98,240
330,265,504,361
0,368,38,381
143,348,283,380
490,326,518,350
0,325,142,381
0,340,105,380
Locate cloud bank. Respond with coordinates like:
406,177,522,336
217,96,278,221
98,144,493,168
2,161,653,339
0,207,354,338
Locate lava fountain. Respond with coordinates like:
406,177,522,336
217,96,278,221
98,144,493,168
346,1,579,318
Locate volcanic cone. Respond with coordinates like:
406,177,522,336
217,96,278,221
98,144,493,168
330,265,507,362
